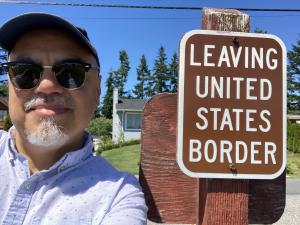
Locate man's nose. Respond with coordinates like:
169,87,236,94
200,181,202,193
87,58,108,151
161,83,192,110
34,67,64,95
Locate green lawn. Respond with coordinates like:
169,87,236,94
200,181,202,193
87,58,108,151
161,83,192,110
287,151,300,178
101,144,141,175
101,144,300,178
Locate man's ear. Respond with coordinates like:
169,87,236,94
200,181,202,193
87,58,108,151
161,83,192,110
97,74,101,98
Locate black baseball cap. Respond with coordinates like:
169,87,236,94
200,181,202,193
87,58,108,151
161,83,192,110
0,12,100,66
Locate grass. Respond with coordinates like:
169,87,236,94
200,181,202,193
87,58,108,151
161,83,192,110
287,151,300,178
101,144,300,178
101,144,141,175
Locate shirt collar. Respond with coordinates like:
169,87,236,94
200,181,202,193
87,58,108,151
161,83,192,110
49,132,94,173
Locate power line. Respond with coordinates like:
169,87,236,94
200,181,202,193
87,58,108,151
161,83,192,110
0,0,300,12
252,14,300,18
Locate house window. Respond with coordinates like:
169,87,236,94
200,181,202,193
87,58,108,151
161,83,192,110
125,112,142,130
0,110,7,120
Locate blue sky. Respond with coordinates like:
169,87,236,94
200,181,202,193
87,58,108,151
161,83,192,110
0,0,300,101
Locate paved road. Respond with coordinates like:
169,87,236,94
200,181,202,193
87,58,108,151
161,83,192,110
273,194,300,225
147,179,300,225
286,179,300,194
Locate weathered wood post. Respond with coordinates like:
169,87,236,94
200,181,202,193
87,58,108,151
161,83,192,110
140,8,285,225
140,93,198,224
201,8,285,225
199,8,250,225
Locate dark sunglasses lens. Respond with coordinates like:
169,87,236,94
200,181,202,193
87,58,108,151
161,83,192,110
8,64,41,89
54,64,86,89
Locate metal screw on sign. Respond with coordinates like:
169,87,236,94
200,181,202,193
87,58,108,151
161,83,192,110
233,37,240,47
229,163,237,174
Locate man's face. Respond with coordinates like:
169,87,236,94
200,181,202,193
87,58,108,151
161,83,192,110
8,29,100,151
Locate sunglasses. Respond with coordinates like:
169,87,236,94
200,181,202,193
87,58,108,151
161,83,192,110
1,61,100,90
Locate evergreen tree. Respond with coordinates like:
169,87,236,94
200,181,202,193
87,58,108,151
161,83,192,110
101,70,114,118
0,48,7,76
0,49,8,97
125,91,134,99
168,53,178,93
145,72,156,97
0,84,8,97
113,50,130,96
254,28,267,34
93,106,101,118
149,46,169,95
287,37,300,112
133,54,150,99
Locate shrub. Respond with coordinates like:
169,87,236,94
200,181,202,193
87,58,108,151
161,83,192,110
3,115,12,131
96,139,141,155
86,117,112,138
287,121,300,153
286,161,298,175
119,139,140,147
96,137,115,155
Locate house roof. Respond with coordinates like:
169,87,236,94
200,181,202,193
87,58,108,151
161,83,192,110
116,97,147,111
287,114,300,120
0,97,8,107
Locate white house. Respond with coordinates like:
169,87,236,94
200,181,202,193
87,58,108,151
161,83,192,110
112,88,147,143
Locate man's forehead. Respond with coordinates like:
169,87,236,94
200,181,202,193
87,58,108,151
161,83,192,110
9,28,96,63
12,28,88,50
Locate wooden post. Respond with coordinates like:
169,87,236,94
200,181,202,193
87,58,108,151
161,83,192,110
199,8,250,225
202,8,250,32
200,8,285,225
139,94,198,224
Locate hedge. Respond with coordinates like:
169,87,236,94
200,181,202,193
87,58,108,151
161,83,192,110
288,121,300,153
96,139,140,155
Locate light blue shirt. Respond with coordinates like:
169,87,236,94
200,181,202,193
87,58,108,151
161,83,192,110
0,128,147,225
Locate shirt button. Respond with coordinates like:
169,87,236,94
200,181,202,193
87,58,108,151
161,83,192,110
59,166,65,172
24,183,31,190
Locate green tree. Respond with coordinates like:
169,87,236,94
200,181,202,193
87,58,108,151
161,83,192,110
0,48,7,77
287,37,300,112
101,70,114,118
86,117,112,138
0,83,8,97
114,50,130,96
93,105,101,118
145,72,155,98
168,53,178,93
125,91,134,99
133,54,150,99
253,28,267,34
3,114,12,131
0,48,8,97
148,46,169,95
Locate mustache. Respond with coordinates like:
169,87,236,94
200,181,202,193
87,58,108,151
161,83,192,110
24,95,74,112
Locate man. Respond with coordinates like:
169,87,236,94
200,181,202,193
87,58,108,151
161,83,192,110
0,13,147,224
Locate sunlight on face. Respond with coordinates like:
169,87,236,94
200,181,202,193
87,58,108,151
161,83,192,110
8,29,100,151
